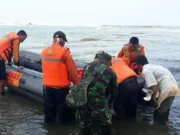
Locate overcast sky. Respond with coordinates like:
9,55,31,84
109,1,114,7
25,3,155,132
0,0,179,26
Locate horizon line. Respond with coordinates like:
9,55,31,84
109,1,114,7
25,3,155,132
0,23,179,27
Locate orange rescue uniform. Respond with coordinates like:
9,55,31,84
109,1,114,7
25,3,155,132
41,44,79,88
117,44,145,64
0,32,20,65
111,58,137,84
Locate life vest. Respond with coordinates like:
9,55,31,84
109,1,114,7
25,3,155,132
111,58,137,84
122,44,144,63
0,32,19,62
41,44,70,88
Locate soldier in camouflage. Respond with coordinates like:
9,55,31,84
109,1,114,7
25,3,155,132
77,51,118,135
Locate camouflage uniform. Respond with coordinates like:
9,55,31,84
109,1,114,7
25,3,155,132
76,51,118,134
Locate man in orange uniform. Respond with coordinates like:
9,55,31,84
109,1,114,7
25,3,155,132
117,37,145,73
0,30,27,95
111,58,140,119
41,31,79,124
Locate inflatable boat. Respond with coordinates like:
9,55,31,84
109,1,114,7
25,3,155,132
6,51,86,103
6,51,145,104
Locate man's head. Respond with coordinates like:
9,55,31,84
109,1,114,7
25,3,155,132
135,55,148,73
17,30,27,43
129,37,139,50
94,50,112,66
53,31,68,47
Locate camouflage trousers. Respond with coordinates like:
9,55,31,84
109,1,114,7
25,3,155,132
76,96,112,129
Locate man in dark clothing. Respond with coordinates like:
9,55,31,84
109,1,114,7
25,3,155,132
113,77,140,119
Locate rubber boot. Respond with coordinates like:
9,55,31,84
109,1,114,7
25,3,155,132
100,125,112,135
43,105,56,125
0,80,6,96
80,127,92,135
0,91,5,96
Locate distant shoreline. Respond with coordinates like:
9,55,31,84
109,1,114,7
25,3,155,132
0,23,179,28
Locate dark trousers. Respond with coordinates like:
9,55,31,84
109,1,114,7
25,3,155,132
0,60,6,80
113,77,140,119
43,86,73,124
154,96,175,123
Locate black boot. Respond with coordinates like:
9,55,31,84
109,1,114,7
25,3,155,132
0,91,5,96
100,125,112,135
80,127,92,135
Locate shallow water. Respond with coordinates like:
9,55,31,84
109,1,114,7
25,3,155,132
0,25,180,135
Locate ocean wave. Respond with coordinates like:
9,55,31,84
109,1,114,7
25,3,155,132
150,58,180,63
101,25,164,28
21,46,46,49
104,39,114,41
127,25,163,28
131,32,146,35
101,25,180,29
80,38,100,42
108,34,128,37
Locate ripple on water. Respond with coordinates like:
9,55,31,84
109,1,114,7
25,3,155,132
11,123,47,135
0,95,47,135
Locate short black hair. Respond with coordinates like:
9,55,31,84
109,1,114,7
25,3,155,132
130,37,139,45
136,55,148,66
53,31,67,42
17,30,27,36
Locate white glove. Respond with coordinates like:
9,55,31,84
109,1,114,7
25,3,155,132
69,82,74,88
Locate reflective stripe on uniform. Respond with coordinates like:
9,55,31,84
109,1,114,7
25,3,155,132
112,59,122,64
41,58,63,62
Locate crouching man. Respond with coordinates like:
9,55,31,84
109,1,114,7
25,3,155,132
67,51,118,135
136,55,180,120
111,58,140,119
